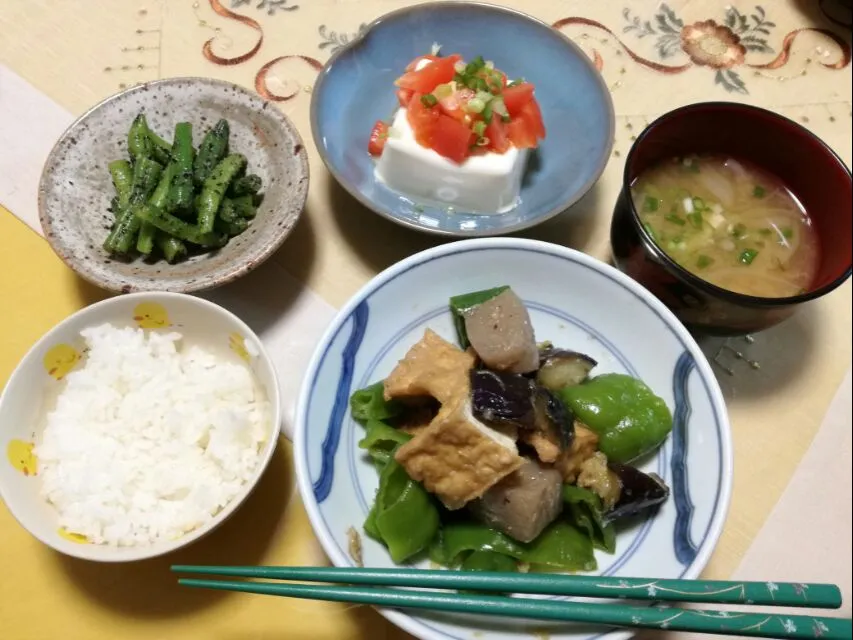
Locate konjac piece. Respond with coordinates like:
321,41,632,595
468,458,564,543
463,289,539,374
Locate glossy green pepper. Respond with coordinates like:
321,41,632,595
365,458,439,563
558,373,673,463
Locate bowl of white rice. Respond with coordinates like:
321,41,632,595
0,292,281,562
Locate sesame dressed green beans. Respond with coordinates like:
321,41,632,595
193,119,229,185
102,113,265,263
197,154,247,234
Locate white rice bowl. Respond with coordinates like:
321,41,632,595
0,292,282,562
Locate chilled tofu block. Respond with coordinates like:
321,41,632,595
375,108,528,214
394,394,523,510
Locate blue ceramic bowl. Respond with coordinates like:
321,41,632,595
310,1,615,237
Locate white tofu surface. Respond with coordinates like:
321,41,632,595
375,108,527,214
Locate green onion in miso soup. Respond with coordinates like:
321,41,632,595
631,154,819,298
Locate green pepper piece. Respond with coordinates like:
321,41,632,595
428,521,525,567
562,485,616,553
460,550,518,573
350,382,404,424
521,521,597,572
558,373,673,463
357,419,412,471
372,459,440,563
448,286,510,348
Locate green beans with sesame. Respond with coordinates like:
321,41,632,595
103,115,265,263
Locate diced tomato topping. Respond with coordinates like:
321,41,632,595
502,82,536,117
431,114,475,164
407,93,441,147
405,54,438,72
506,116,538,149
367,120,389,156
396,88,414,107
518,99,546,140
395,54,461,93
485,116,510,154
376,53,546,163
438,88,474,122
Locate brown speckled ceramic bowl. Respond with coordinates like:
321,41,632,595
38,77,309,294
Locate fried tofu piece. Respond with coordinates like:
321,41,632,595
394,394,523,510
384,329,476,405
554,422,599,483
521,429,562,464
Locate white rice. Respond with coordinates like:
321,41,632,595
35,323,269,546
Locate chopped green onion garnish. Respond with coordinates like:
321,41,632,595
476,137,490,147
434,83,454,99
759,228,772,236
739,248,759,265
507,78,524,87
472,121,487,137
482,102,494,123
782,226,794,239
687,211,703,228
665,213,685,225
466,98,486,114
643,223,658,242
697,255,714,269
643,196,659,212
420,94,438,108
753,185,766,198
491,97,508,118
731,223,747,238
691,196,706,211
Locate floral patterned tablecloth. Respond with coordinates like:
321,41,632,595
0,1,850,639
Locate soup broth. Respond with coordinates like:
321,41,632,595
631,154,819,298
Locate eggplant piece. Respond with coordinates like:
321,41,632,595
470,369,535,427
463,289,539,374
536,347,598,391
471,370,574,450
468,458,564,543
532,386,575,450
602,462,670,524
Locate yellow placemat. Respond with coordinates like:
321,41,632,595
1,1,852,638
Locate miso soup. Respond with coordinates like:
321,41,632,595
631,154,819,298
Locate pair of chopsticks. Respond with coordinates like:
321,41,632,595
172,566,852,639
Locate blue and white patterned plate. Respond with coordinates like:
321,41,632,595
294,238,732,640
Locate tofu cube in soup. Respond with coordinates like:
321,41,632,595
469,458,564,543
463,289,539,374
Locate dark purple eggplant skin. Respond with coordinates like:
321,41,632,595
603,462,670,524
470,369,535,426
536,347,598,390
533,386,575,449
471,369,575,450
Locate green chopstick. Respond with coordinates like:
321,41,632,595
171,566,842,609
177,578,852,639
